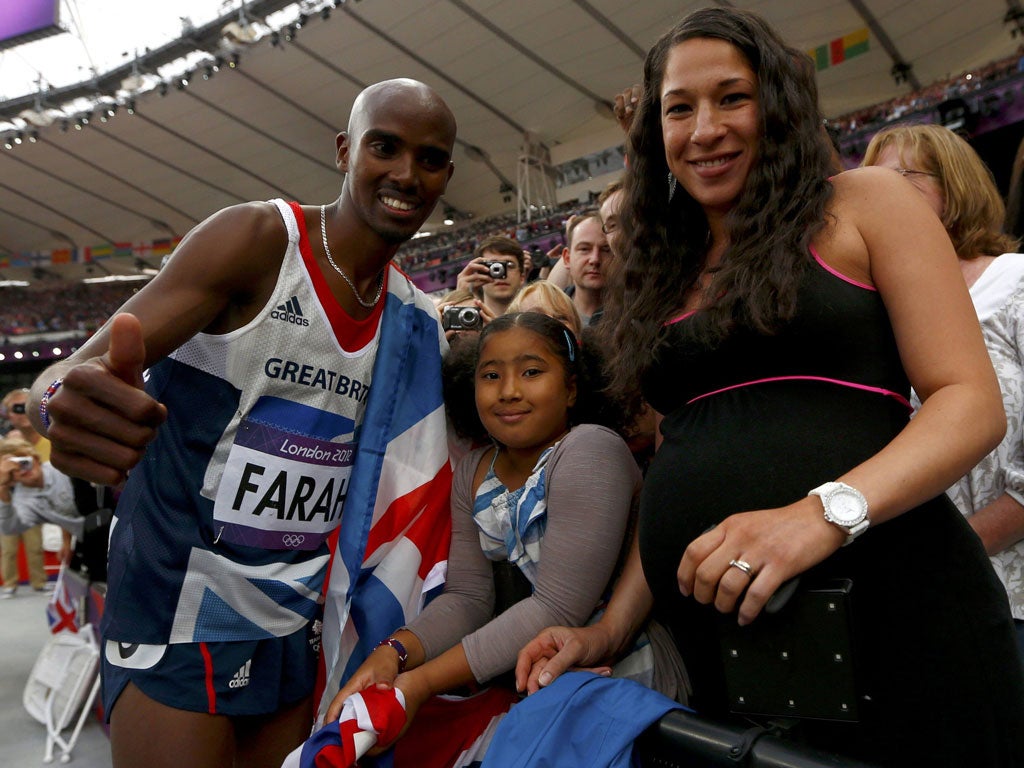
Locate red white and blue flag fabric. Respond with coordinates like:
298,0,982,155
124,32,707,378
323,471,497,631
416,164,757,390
314,265,454,722
285,685,518,768
46,566,88,635
282,687,406,768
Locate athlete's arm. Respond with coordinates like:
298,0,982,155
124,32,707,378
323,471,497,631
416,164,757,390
29,202,291,485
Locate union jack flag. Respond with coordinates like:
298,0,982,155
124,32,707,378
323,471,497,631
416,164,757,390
315,265,454,721
282,687,406,768
46,567,88,635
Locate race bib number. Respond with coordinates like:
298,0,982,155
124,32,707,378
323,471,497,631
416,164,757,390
214,418,356,551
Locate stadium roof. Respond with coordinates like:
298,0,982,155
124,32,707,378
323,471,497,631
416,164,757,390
0,0,1020,258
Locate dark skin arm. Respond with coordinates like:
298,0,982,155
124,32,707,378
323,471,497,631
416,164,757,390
28,202,290,486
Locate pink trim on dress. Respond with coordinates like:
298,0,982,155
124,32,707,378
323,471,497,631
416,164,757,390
810,245,876,291
665,309,699,326
686,375,912,409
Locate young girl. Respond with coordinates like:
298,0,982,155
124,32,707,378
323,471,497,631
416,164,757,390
327,311,640,765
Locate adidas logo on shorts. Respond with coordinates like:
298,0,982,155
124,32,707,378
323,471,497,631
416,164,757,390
229,659,252,689
271,296,310,326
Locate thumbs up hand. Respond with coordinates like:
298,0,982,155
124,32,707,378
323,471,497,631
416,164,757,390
102,312,149,390
39,313,167,486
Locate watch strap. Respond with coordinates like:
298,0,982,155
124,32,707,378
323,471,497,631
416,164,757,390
376,636,409,673
809,481,870,545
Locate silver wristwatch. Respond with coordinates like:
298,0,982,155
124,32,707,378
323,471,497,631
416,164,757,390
809,481,869,545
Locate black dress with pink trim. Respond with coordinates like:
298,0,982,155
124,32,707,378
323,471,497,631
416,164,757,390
638,252,1024,767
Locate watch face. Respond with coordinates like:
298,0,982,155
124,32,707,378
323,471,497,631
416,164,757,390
828,489,867,525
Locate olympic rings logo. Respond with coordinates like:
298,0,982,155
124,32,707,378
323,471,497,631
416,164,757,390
281,534,306,548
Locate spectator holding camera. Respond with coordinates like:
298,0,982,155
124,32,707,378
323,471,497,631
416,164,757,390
436,287,496,343
1,388,51,597
0,436,81,565
455,236,525,318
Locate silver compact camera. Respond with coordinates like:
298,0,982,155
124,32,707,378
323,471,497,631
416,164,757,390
442,306,482,331
484,261,507,279
11,456,33,471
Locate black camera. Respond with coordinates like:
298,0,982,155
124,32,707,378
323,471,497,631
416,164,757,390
531,252,553,270
442,306,482,331
484,261,507,279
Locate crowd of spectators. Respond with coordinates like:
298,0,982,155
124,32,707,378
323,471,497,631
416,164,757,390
393,200,579,275
0,203,586,341
6,46,1024,342
828,47,1024,134
0,282,141,340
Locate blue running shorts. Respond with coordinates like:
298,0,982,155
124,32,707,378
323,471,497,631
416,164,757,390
101,619,322,720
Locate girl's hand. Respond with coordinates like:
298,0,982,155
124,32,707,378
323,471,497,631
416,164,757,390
677,497,846,626
325,646,402,722
363,670,430,756
514,624,614,694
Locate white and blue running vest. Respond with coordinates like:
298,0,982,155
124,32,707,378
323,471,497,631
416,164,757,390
102,199,382,646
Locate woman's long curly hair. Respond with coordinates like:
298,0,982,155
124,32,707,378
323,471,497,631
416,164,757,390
602,7,836,401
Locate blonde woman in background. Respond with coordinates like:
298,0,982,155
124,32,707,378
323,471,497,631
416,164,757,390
864,123,1024,661
508,280,584,338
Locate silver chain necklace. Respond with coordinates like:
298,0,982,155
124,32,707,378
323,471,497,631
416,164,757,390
320,204,384,309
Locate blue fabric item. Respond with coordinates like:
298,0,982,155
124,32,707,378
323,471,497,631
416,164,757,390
480,672,687,768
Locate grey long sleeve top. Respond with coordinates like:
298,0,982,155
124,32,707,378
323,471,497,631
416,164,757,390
0,463,82,537
406,424,641,684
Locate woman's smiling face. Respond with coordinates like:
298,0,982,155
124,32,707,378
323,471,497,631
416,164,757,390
661,37,760,217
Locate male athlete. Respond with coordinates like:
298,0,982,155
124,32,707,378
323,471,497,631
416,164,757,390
30,79,456,768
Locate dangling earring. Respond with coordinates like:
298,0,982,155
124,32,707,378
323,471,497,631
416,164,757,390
668,172,677,202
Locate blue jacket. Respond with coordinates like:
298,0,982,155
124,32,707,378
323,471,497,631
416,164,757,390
481,672,686,768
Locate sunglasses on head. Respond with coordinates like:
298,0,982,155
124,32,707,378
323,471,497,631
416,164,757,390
10,403,26,415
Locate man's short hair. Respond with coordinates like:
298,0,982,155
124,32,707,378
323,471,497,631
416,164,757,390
597,180,623,208
565,211,601,249
473,236,524,269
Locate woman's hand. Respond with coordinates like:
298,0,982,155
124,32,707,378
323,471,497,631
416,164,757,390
677,497,846,626
325,646,402,722
514,624,614,694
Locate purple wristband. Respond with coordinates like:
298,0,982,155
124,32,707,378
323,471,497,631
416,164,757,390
39,378,64,434
376,636,409,673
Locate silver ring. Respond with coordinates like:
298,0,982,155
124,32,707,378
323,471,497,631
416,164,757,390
728,559,754,577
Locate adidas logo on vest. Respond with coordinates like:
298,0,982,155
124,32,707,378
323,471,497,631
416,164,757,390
271,296,310,326
229,659,252,689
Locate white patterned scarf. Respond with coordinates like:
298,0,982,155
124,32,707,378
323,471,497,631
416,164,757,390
471,443,559,586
